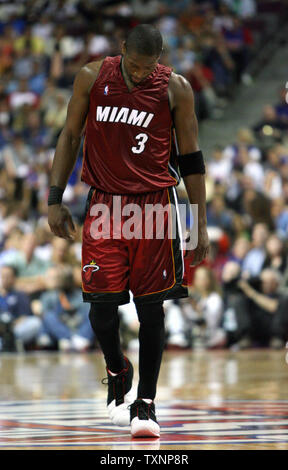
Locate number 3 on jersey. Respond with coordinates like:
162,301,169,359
132,133,148,154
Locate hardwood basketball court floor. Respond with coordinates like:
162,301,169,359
0,348,288,450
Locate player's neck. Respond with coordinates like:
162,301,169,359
120,57,135,92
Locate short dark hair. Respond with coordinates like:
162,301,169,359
125,24,163,57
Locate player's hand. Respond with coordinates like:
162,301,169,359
48,204,76,241
185,224,210,267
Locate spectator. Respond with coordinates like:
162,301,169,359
207,193,234,233
241,187,274,229
0,265,41,351
49,237,82,287
229,236,251,266
253,105,288,142
8,78,40,110
165,299,190,349
22,110,50,148
222,14,253,83
201,32,235,98
43,93,68,145
1,232,51,296
263,234,287,274
2,133,32,200
37,265,95,352
0,1,286,353
271,197,288,239
180,266,225,349
238,269,288,348
187,59,217,119
221,260,251,349
223,127,262,165
242,223,270,277
222,0,257,19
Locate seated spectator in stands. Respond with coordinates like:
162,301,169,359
263,168,283,201
207,144,232,184
204,226,230,282
49,237,82,287
242,223,270,277
222,0,257,19
179,2,206,34
253,104,288,142
271,197,288,239
238,269,288,348
164,299,190,349
221,260,251,349
180,266,225,349
212,2,234,32
0,265,41,351
222,14,253,83
43,92,68,145
242,154,265,192
201,32,235,98
0,25,15,76
0,227,23,264
241,184,274,229
13,24,45,57
263,234,287,274
0,97,12,149
37,265,94,352
8,78,39,110
22,109,50,148
223,128,262,166
187,59,217,119
229,236,251,267
264,145,283,172
28,61,47,96
207,194,234,233
1,133,32,200
6,232,51,296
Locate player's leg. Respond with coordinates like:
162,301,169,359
89,303,125,372
128,187,188,437
82,188,133,425
129,301,164,437
136,302,165,400
89,303,134,426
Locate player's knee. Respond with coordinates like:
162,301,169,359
89,303,119,332
136,302,165,327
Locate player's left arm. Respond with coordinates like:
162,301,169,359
168,72,209,267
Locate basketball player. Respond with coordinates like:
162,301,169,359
48,24,209,438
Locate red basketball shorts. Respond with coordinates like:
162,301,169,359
81,186,188,306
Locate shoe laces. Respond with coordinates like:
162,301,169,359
129,399,154,420
101,373,126,386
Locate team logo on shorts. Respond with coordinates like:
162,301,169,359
83,260,100,285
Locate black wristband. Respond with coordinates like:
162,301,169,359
48,186,64,206
178,150,206,177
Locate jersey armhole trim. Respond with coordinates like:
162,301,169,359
88,58,106,97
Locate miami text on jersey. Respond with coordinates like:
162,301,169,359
96,106,154,128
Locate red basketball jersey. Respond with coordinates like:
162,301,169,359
81,55,179,194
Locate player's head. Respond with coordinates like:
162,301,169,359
121,24,163,85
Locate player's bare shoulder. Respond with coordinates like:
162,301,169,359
168,71,194,111
74,59,105,95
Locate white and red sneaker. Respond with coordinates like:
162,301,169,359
130,399,160,438
102,357,134,426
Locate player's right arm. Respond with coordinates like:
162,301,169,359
48,62,101,240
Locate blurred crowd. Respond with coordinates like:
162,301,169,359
0,0,287,353
163,80,288,352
